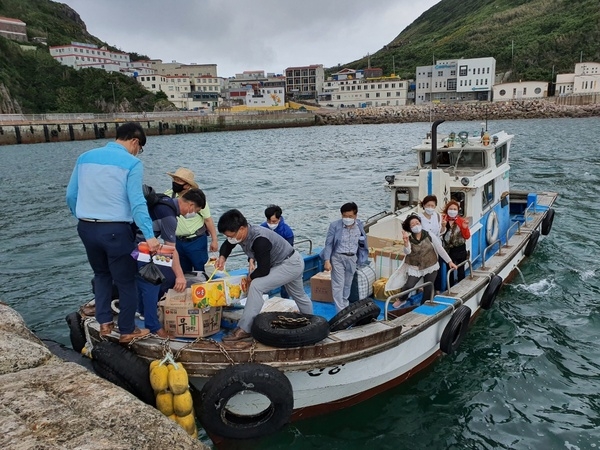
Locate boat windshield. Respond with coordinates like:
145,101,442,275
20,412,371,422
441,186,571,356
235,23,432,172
420,150,485,169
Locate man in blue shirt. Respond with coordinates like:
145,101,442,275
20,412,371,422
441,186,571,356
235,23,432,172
320,202,369,313
66,122,160,345
260,205,294,245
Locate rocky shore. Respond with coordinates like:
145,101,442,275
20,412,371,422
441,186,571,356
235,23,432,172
315,99,600,125
0,302,208,450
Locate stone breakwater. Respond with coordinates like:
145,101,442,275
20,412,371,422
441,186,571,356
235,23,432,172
315,100,600,125
0,302,207,450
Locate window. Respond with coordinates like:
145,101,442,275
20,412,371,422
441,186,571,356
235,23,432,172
438,71,443,76
376,93,380,97
523,87,527,95
447,79,456,90
365,93,370,98
450,70,456,76
387,92,391,97
459,65,467,76
482,180,494,209
495,143,507,166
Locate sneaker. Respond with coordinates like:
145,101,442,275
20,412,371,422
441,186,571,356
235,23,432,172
99,322,114,336
222,327,253,342
392,299,407,309
119,327,150,344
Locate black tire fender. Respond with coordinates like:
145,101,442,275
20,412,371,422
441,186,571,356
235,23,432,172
197,363,293,440
251,312,329,348
329,299,381,332
91,341,155,405
480,275,503,310
541,208,555,236
439,305,472,355
65,311,86,353
524,229,540,257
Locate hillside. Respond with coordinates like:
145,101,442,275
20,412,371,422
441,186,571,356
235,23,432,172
0,0,164,114
341,0,600,81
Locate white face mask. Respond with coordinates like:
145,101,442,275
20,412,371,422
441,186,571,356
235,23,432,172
447,210,458,218
424,207,435,215
267,222,278,230
342,218,355,226
411,225,422,234
184,212,196,219
227,236,240,245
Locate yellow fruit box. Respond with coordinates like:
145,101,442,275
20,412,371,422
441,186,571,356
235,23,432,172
192,275,249,307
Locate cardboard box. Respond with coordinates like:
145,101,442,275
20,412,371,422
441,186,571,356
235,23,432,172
162,288,222,338
192,275,249,307
310,271,333,303
367,235,401,249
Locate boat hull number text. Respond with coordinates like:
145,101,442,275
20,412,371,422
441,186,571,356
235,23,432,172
307,365,346,377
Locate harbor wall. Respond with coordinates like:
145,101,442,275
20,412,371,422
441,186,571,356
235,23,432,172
0,112,317,146
0,301,207,449
315,99,600,126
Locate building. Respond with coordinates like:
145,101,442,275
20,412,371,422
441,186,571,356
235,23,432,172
138,73,223,110
285,64,324,100
149,60,217,78
415,57,496,105
0,16,27,42
320,68,409,108
49,42,154,76
493,81,548,101
556,62,600,95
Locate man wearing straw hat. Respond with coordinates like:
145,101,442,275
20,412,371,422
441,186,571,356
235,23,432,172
165,168,218,275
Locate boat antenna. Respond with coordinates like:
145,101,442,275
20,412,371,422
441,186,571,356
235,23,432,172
431,119,445,169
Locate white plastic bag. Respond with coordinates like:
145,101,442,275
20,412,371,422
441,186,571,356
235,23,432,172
385,260,408,294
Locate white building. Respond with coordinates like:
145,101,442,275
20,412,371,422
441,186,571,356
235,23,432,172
493,81,548,101
285,64,325,100
245,86,285,107
416,57,495,104
138,73,223,110
321,68,408,108
556,62,600,96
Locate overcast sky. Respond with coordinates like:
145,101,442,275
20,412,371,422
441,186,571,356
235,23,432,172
59,0,440,77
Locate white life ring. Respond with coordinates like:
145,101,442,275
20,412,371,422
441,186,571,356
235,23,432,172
486,210,499,244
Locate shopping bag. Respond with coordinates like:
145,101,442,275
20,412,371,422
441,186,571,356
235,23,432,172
138,260,166,286
385,260,408,296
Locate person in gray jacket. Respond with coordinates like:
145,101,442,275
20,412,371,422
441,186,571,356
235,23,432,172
320,202,369,313
215,209,313,342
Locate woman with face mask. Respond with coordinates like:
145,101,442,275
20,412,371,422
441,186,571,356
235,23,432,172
393,214,457,308
441,200,471,286
418,195,443,238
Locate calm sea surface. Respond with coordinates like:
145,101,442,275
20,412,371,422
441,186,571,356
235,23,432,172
1,117,599,450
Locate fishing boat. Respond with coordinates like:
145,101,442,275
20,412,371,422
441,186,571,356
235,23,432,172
67,119,557,442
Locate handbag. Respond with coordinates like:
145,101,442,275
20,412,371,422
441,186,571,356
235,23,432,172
384,260,408,296
138,260,166,285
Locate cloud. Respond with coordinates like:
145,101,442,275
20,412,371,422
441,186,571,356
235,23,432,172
60,0,440,76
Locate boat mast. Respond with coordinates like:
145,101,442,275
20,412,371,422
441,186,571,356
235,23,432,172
431,120,445,169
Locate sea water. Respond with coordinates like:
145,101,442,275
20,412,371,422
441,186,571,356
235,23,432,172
1,117,599,450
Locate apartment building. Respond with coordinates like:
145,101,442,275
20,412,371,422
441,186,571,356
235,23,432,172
285,64,324,100
0,16,27,42
320,68,409,107
49,42,154,76
138,73,223,110
416,57,496,104
149,60,217,78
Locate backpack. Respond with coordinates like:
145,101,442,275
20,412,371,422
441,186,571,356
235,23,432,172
142,184,177,216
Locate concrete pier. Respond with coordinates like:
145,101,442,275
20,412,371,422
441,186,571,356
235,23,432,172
0,111,317,146
0,301,208,450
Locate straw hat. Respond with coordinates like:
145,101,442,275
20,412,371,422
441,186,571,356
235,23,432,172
166,168,198,189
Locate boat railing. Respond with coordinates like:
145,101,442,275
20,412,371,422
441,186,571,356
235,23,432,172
445,259,474,296
364,210,392,232
383,281,434,321
294,239,313,255
480,239,503,269
505,220,521,246
523,203,536,226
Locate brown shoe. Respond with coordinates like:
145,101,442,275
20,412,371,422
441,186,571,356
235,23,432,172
153,328,169,339
99,322,114,336
222,327,252,342
119,327,150,344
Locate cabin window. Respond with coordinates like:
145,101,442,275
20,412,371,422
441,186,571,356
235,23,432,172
495,143,507,166
482,180,494,208
420,151,485,168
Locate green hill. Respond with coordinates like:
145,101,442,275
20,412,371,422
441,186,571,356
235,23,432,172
0,0,166,114
339,0,600,81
